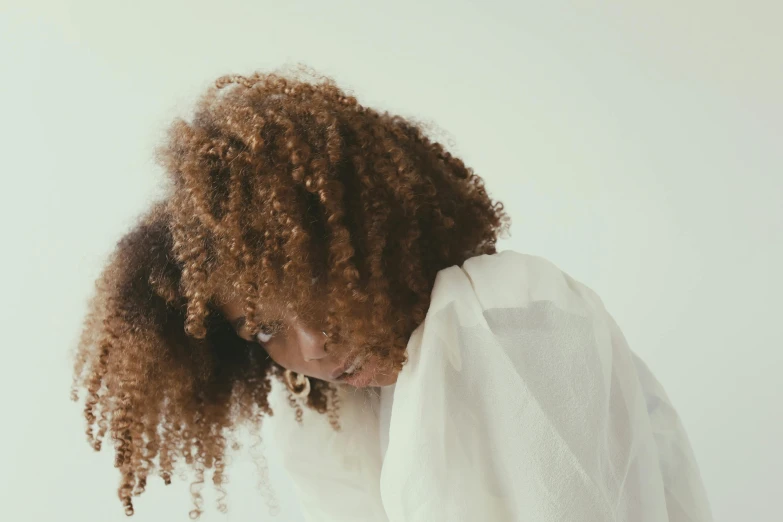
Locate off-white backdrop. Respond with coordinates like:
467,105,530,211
1,2,780,521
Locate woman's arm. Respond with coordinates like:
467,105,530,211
380,251,711,522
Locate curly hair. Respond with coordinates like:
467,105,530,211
71,67,509,517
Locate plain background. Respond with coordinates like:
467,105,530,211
1,1,780,521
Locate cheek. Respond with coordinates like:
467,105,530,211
262,337,305,373
262,340,289,367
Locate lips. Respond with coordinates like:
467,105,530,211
339,362,374,387
330,355,365,380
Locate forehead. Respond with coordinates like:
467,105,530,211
207,250,329,315
214,280,328,325
219,298,252,322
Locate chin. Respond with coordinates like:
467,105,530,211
370,371,399,387
338,361,399,388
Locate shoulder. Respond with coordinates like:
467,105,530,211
462,249,580,280
446,249,607,317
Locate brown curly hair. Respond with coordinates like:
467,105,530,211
71,67,509,517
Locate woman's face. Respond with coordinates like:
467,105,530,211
219,298,398,388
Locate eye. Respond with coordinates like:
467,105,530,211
255,321,282,344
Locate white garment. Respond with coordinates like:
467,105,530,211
379,384,395,460
266,250,712,521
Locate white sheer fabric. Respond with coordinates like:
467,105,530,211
266,250,712,521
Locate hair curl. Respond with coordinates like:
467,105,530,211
71,67,509,517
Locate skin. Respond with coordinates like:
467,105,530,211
219,297,399,387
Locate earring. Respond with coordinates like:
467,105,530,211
284,369,311,399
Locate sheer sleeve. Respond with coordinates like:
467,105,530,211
266,380,388,521
379,251,712,522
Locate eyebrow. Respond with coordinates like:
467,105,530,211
232,316,246,332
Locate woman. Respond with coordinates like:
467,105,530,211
71,69,712,521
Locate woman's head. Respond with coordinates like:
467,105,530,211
72,67,508,516
219,280,390,387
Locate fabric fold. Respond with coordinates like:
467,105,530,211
268,250,712,522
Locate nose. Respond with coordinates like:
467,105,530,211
295,323,328,362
